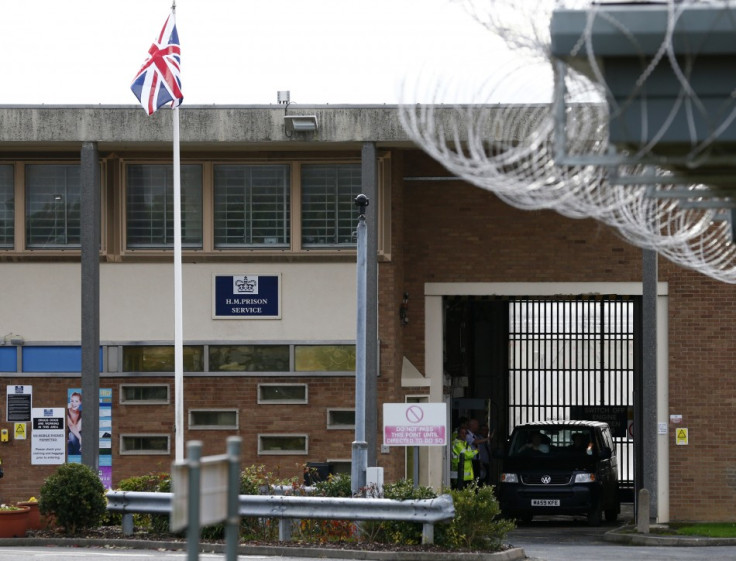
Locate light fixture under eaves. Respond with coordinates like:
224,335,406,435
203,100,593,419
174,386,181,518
284,114,318,133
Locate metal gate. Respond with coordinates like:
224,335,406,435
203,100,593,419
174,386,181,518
507,296,637,491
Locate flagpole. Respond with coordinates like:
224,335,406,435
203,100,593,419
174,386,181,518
173,103,184,462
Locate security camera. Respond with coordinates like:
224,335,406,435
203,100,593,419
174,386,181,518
354,194,369,207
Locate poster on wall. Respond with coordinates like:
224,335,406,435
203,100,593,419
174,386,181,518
66,388,113,489
31,407,65,465
6,385,32,422
212,274,281,319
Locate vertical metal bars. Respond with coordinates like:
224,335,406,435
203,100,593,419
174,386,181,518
507,296,636,489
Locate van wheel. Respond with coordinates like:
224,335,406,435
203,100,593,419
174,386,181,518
587,506,602,526
605,508,618,523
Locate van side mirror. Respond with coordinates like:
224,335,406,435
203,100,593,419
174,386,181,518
599,447,612,460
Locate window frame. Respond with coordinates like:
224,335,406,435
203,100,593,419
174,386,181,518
213,163,291,249
326,459,352,475
0,160,107,254
2,154,391,258
123,162,204,251
188,408,239,430
326,408,356,429
119,434,171,455
0,164,14,249
119,384,170,405
257,433,309,455
257,383,308,404
117,155,389,258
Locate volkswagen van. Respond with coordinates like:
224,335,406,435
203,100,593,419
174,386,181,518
495,420,620,526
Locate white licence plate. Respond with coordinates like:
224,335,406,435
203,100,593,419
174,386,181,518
531,499,560,507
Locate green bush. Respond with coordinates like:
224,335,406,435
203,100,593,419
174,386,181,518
40,463,107,535
312,473,352,497
362,479,439,545
362,480,514,551
437,483,515,550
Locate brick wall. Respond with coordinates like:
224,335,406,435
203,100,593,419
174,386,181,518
397,150,736,521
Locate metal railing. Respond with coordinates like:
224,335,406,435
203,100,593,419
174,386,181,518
106,490,455,545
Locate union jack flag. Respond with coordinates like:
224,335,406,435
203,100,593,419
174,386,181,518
131,12,183,115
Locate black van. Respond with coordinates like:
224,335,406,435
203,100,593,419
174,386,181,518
495,420,620,526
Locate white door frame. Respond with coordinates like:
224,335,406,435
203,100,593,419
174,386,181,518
423,282,669,522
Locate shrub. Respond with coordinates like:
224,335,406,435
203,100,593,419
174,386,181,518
312,473,352,498
362,479,439,545
436,483,515,550
294,473,356,543
40,463,107,534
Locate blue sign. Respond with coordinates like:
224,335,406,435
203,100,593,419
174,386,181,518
213,274,281,319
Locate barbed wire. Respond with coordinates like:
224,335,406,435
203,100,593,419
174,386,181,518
399,0,736,282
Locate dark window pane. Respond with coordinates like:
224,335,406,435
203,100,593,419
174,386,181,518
122,346,204,372
0,165,13,248
209,345,289,372
214,165,290,248
126,164,202,248
26,165,81,248
301,164,361,247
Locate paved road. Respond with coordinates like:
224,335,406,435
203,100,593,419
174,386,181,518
0,547,357,561
508,505,736,561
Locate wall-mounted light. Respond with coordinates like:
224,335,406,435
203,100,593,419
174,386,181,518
2,333,24,346
400,292,409,326
284,115,319,133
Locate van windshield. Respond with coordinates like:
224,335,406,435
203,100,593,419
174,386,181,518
509,426,596,457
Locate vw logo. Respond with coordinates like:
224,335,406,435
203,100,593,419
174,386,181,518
541,475,552,484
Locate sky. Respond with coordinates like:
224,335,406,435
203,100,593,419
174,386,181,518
0,0,546,107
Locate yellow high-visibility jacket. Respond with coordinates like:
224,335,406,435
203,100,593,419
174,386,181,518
451,438,478,481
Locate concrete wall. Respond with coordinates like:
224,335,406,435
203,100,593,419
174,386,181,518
0,262,355,343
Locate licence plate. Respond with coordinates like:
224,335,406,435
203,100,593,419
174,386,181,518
531,499,560,507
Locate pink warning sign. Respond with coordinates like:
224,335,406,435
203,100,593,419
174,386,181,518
384,425,446,445
382,403,447,447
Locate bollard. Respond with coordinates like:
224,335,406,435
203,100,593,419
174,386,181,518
637,488,650,534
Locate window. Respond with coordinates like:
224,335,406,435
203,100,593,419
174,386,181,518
327,409,355,429
214,165,290,248
122,345,204,372
21,346,103,373
327,459,351,475
126,164,202,249
209,345,289,372
258,434,308,455
301,164,361,247
26,164,80,249
0,165,13,248
189,409,238,429
120,384,170,404
120,434,170,455
295,345,355,372
257,384,307,404
0,347,17,372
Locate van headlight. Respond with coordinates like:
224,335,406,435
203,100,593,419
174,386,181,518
501,473,518,483
574,472,596,483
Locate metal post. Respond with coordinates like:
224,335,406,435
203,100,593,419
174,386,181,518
279,518,292,541
422,522,434,545
642,249,658,520
225,436,241,561
186,441,202,561
351,194,369,496
413,447,419,488
361,143,378,467
80,141,100,472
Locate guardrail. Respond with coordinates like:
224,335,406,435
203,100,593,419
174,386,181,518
107,490,455,544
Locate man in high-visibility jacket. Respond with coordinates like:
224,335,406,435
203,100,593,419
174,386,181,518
451,426,478,489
